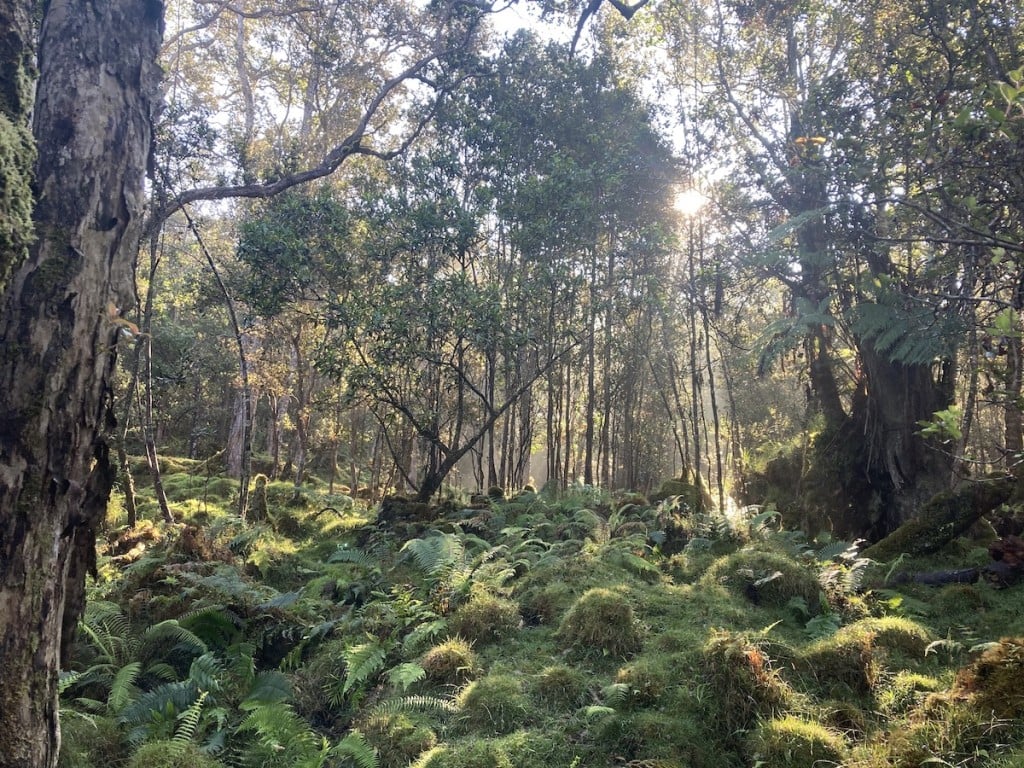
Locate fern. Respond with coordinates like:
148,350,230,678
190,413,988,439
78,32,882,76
328,546,381,570
401,619,448,655
386,662,426,693
851,300,959,366
601,682,630,708
342,639,390,696
331,730,379,768
172,689,208,746
241,671,292,709
108,661,142,713
370,695,458,716
401,533,465,576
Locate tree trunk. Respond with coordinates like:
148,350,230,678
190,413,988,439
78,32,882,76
0,2,162,766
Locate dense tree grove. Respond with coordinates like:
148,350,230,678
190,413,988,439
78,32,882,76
3,0,1024,764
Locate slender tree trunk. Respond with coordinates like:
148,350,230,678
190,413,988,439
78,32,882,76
140,230,172,522
0,2,162,765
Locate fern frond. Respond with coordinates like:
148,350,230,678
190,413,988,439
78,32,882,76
328,547,380,568
241,671,292,709
371,695,458,716
58,670,83,695
188,653,224,694
386,663,426,693
173,689,208,745
331,730,379,768
179,605,241,650
140,619,208,660
108,661,142,713
601,682,630,708
401,619,448,655
342,640,390,695
401,534,464,576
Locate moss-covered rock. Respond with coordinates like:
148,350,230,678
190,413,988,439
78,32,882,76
748,716,848,768
556,587,643,658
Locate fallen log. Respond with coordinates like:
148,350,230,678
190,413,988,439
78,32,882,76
861,477,1015,562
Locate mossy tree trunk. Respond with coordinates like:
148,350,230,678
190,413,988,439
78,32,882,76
0,1,163,766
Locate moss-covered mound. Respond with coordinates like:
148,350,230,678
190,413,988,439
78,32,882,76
456,674,531,734
954,636,1024,718
748,716,848,768
700,547,823,608
556,587,643,658
421,637,479,686
702,630,792,732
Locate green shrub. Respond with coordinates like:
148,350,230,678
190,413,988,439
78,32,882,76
748,716,847,768
449,594,521,645
421,637,479,687
127,740,227,768
556,588,642,658
456,674,531,734
57,715,125,768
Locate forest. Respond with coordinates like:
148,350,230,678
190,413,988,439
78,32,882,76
2,0,1024,766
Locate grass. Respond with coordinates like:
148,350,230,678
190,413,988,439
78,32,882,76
62,462,1024,768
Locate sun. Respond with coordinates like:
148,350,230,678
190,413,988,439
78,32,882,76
674,188,708,217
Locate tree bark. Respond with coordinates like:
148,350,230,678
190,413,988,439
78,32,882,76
0,2,163,766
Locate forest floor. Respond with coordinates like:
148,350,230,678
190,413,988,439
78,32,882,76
58,461,1024,768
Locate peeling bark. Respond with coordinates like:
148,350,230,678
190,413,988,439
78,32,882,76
0,1,163,765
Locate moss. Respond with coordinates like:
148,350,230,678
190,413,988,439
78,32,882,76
449,594,521,645
748,716,848,768
456,674,531,734
517,582,571,626
861,477,1014,562
421,637,479,687
250,474,269,522
876,671,943,716
700,547,822,609
531,665,587,708
798,617,933,697
701,630,792,733
363,713,438,768
556,587,643,658
953,636,1024,719
57,714,124,768
0,111,36,291
596,710,707,763
614,658,667,707
127,740,226,768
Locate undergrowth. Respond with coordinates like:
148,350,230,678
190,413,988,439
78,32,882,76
59,464,1024,767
